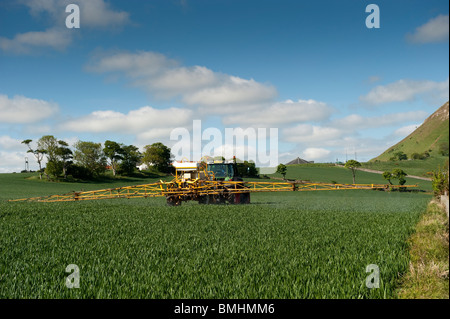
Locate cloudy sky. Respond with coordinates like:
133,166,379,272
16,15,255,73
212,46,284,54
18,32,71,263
0,0,448,172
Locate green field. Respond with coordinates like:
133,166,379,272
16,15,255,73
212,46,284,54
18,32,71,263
2,172,172,201
269,164,433,191
0,172,432,298
361,156,448,178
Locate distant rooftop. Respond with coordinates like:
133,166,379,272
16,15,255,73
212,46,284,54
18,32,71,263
285,157,314,165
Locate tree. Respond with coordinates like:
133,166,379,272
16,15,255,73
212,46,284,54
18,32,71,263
37,135,59,163
276,163,287,179
439,142,449,156
382,171,393,185
393,151,407,161
35,136,73,180
431,166,449,197
103,140,123,176
344,160,361,184
37,135,61,179
21,139,45,179
118,145,142,175
73,141,107,177
56,140,73,179
142,142,172,173
392,168,407,186
45,160,63,180
236,161,258,177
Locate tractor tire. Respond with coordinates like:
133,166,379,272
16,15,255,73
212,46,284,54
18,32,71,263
198,195,208,204
166,196,181,206
241,192,250,204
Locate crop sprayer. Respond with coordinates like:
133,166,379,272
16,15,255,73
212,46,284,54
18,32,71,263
9,157,418,205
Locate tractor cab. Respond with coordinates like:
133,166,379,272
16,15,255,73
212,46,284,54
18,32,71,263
206,159,242,181
207,163,235,180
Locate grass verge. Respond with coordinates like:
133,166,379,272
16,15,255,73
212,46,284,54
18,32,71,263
397,200,449,299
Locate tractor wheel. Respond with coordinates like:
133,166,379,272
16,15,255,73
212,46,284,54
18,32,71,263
166,196,181,206
226,192,236,204
198,195,208,204
241,192,250,204
207,194,216,204
216,194,226,205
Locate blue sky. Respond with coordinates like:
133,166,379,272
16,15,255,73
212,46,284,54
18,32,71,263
0,0,448,172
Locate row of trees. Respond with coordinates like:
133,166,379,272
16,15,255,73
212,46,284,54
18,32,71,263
276,160,410,187
22,136,173,180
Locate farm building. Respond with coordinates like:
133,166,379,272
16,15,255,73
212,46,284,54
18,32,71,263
285,157,314,165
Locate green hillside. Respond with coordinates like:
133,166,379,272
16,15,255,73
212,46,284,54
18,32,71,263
361,155,448,178
371,101,449,162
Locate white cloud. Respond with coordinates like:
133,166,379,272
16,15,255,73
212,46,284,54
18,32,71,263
0,151,28,173
301,148,331,161
359,78,449,106
60,106,193,143
407,14,449,44
279,109,430,162
87,51,277,108
145,66,219,94
0,136,32,172
222,99,334,126
77,0,130,28
0,28,72,54
332,110,428,130
183,76,277,107
87,51,177,77
0,136,24,151
1,0,130,53
136,128,179,144
0,94,59,124
283,124,343,144
394,124,420,137
23,125,53,135
20,0,130,28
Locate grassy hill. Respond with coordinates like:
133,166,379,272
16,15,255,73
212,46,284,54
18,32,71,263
371,101,449,162
364,101,449,177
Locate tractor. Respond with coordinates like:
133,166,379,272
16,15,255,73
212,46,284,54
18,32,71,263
165,158,251,206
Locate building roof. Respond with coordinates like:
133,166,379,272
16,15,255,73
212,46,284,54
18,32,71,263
285,157,312,165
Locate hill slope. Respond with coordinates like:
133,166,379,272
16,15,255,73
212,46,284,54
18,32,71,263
371,101,449,162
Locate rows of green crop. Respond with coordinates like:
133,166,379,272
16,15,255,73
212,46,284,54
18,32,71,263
0,190,430,299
